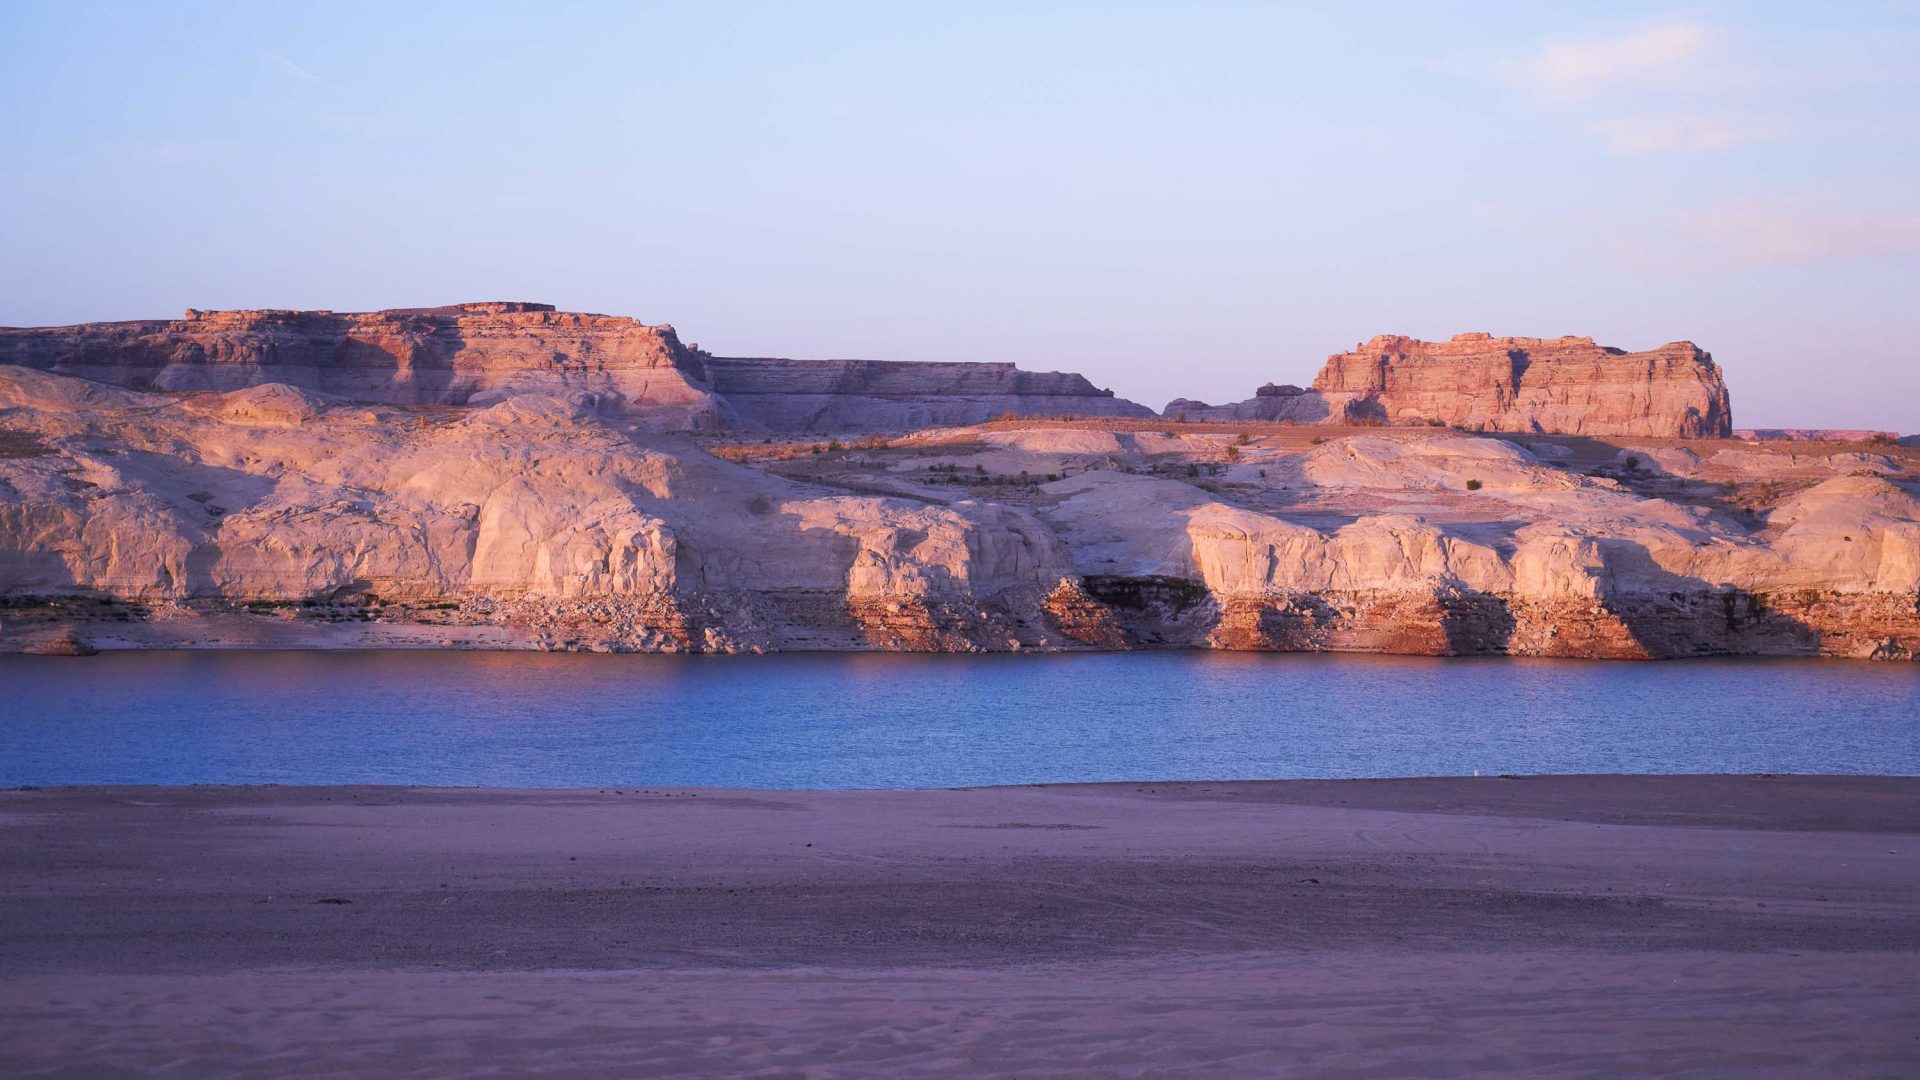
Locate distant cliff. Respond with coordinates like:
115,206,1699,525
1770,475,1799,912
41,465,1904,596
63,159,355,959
707,357,1154,430
0,302,730,428
0,303,1155,432
1169,333,1733,438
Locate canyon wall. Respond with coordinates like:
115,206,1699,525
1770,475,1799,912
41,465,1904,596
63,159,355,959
0,364,1914,661
6,303,1913,662
3,308,1741,437
0,304,1156,433
1170,333,1734,438
0,303,731,428
707,357,1155,430
1738,429,1902,444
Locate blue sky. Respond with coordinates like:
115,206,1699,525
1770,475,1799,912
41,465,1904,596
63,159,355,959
2,1,1915,428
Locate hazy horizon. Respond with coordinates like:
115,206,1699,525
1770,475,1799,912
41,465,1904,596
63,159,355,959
3,1,1915,429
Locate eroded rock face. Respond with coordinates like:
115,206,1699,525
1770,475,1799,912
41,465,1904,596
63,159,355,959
1738,429,1903,444
0,367,1084,653
0,356,1913,662
706,357,1155,431
0,303,730,429
0,304,1158,434
1174,333,1733,438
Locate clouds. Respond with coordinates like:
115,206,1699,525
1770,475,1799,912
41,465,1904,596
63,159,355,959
1496,19,1774,159
1464,13,1918,279
1592,112,1778,155
265,53,319,82
1518,22,1714,102
1686,197,1920,267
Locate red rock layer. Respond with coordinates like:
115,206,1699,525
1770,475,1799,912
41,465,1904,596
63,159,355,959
1170,332,1734,438
1314,333,1732,437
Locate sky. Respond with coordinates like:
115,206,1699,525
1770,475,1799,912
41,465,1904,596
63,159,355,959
1,1,1916,429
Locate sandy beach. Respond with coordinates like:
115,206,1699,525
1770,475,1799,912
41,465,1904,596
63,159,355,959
2,776,1917,1077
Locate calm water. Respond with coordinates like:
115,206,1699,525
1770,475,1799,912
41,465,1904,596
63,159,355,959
2,651,1917,788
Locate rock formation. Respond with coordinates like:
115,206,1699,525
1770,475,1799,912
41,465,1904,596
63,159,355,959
0,304,1156,433
1171,333,1733,438
1738,429,1903,444
0,366,1077,653
1,361,1914,661
3,303,1913,661
707,357,1154,430
0,303,732,428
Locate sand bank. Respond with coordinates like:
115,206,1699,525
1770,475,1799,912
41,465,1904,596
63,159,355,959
2,776,1916,1077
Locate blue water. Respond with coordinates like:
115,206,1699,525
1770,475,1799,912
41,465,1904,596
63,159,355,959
1,651,1917,788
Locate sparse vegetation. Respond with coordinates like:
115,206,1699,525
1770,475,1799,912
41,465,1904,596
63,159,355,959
1465,478,1483,491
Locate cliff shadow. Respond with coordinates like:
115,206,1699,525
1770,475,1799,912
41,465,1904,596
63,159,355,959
1440,588,1519,655
1596,541,1821,657
327,321,466,404
1079,573,1220,646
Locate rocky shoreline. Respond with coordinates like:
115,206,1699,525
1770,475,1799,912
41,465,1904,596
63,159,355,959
2,305,1916,662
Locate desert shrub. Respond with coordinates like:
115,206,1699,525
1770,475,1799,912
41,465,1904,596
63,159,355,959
1465,478,1483,491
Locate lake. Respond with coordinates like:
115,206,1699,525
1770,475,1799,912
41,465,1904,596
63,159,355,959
2,651,1916,788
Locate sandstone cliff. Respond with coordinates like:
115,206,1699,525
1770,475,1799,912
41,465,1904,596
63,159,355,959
707,357,1154,430
1738,429,1902,444
1172,333,1733,438
0,304,1158,433
1,363,1913,661
0,368,1077,652
0,303,732,428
